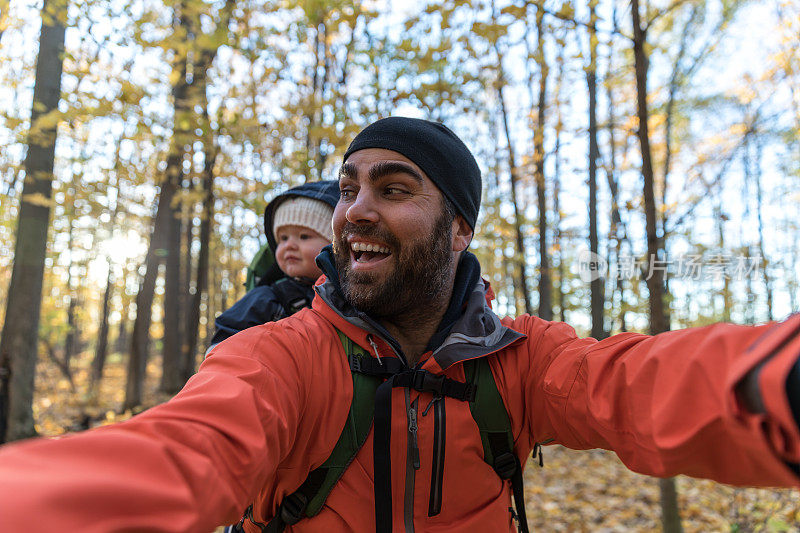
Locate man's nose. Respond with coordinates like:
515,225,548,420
345,190,380,224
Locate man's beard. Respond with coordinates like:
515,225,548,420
333,210,454,320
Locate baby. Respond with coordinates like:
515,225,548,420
209,180,339,348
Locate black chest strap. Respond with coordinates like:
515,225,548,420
372,363,477,533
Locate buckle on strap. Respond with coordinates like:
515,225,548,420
493,452,518,480
395,369,475,401
279,492,308,526
412,369,444,394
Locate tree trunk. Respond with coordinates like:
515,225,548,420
489,108,517,313
554,134,565,324
63,201,77,376
91,138,125,387
503,252,516,316
160,11,191,394
43,338,73,389
552,40,565,324
715,205,731,322
632,0,668,335
604,17,626,334
124,178,177,411
659,477,682,533
205,260,218,349
753,137,773,322
114,264,133,355
182,41,220,380
587,0,605,338
632,0,682,530
496,77,533,315
790,232,799,314
531,2,552,321
181,184,194,369
304,20,323,182
184,139,216,379
92,259,113,386
220,268,229,321
0,0,67,443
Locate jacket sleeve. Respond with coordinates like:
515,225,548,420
0,316,349,532
510,314,800,487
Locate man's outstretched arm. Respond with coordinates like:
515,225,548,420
0,318,350,532
508,314,800,487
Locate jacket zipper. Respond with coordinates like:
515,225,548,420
404,391,419,533
427,396,445,516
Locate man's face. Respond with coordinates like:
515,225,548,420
332,149,466,318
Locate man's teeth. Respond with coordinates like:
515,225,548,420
351,242,390,254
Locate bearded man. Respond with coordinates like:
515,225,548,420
1,117,800,533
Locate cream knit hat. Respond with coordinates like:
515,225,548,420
272,197,334,242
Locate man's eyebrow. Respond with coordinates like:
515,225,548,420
339,162,357,181
368,161,423,184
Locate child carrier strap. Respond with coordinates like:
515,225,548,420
270,278,313,319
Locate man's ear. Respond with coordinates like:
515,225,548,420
451,215,473,253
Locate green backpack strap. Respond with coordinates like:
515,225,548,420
463,357,530,533
259,330,380,532
305,331,380,514
250,339,531,533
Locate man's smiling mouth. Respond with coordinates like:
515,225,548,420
351,241,392,264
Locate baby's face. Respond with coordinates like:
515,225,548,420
275,225,330,280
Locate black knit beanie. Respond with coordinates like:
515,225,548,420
342,117,482,230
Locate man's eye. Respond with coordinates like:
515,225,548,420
385,187,407,195
340,189,353,199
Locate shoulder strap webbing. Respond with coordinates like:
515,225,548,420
463,357,530,533
305,332,380,514
258,331,380,532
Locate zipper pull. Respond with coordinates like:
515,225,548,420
422,394,441,417
408,406,420,469
533,442,544,467
367,334,382,365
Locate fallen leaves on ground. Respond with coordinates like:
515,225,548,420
525,446,800,532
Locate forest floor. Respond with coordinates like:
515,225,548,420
525,446,799,532
32,350,800,532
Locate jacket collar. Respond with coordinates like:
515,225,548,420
314,246,525,371
428,276,524,370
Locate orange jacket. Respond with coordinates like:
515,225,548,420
0,278,798,532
